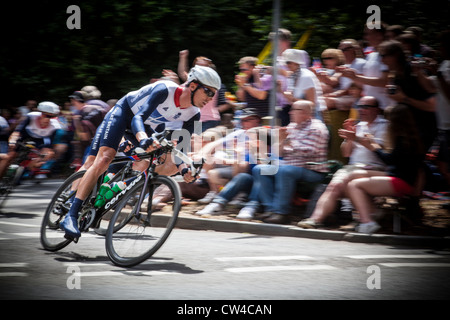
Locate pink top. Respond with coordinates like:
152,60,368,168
200,91,220,122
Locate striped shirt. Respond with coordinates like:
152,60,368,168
282,119,329,172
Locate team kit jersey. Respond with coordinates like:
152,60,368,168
90,80,200,155
15,111,61,148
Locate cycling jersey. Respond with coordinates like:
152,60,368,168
90,80,200,155
15,112,61,148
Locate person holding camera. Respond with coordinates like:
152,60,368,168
339,40,436,154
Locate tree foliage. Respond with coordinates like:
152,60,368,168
1,0,448,108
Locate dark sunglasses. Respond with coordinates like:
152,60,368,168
42,113,56,118
356,104,377,109
198,84,215,98
322,57,334,60
239,68,250,72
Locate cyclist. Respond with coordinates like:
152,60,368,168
0,101,61,179
60,65,221,240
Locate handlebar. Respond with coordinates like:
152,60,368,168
130,132,204,177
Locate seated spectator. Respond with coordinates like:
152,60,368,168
297,96,388,229
237,100,329,224
196,108,262,204
195,126,272,217
280,49,326,120
347,103,424,233
235,56,271,118
0,102,62,179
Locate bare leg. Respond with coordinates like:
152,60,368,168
347,176,396,223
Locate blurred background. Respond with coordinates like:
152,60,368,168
1,0,449,108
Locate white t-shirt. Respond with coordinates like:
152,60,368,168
362,52,394,110
349,115,389,168
291,68,327,115
340,57,367,90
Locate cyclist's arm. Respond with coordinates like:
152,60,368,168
131,83,169,143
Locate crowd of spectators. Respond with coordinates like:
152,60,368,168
1,23,449,234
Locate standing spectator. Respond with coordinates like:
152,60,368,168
269,28,293,126
379,40,437,153
237,100,329,224
385,25,404,41
177,50,230,132
340,23,394,110
235,56,271,118
280,49,326,120
81,85,111,112
67,91,106,167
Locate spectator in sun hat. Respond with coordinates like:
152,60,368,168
81,85,111,112
280,49,326,121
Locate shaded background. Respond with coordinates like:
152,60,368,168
1,0,449,108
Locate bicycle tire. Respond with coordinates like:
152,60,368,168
40,170,86,251
0,166,24,209
105,175,181,267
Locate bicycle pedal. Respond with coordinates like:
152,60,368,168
64,234,80,243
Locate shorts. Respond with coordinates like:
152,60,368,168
390,177,414,197
89,103,133,157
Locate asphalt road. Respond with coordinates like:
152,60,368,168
1,179,450,301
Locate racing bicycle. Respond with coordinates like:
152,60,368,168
40,132,203,267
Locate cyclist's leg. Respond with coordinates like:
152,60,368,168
60,105,127,238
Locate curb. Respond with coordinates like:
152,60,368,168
174,215,450,248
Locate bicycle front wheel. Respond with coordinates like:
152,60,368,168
105,175,181,267
40,170,86,251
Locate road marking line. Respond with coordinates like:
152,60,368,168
216,255,315,262
379,263,450,268
0,272,28,277
345,255,445,259
0,221,40,228
0,263,28,268
225,265,337,273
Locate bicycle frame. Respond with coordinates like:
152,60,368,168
81,132,203,231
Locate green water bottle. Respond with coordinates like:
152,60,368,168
104,181,127,200
94,183,112,208
103,172,115,183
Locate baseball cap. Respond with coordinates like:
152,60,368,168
238,108,261,119
68,91,87,102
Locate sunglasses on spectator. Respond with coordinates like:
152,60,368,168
356,104,377,109
322,57,334,60
198,84,216,98
42,113,56,118
239,68,250,72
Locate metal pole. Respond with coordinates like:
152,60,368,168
269,0,281,128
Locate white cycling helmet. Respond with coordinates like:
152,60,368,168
37,101,60,115
187,66,221,90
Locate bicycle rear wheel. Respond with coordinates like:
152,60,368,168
40,170,86,251
105,175,181,267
